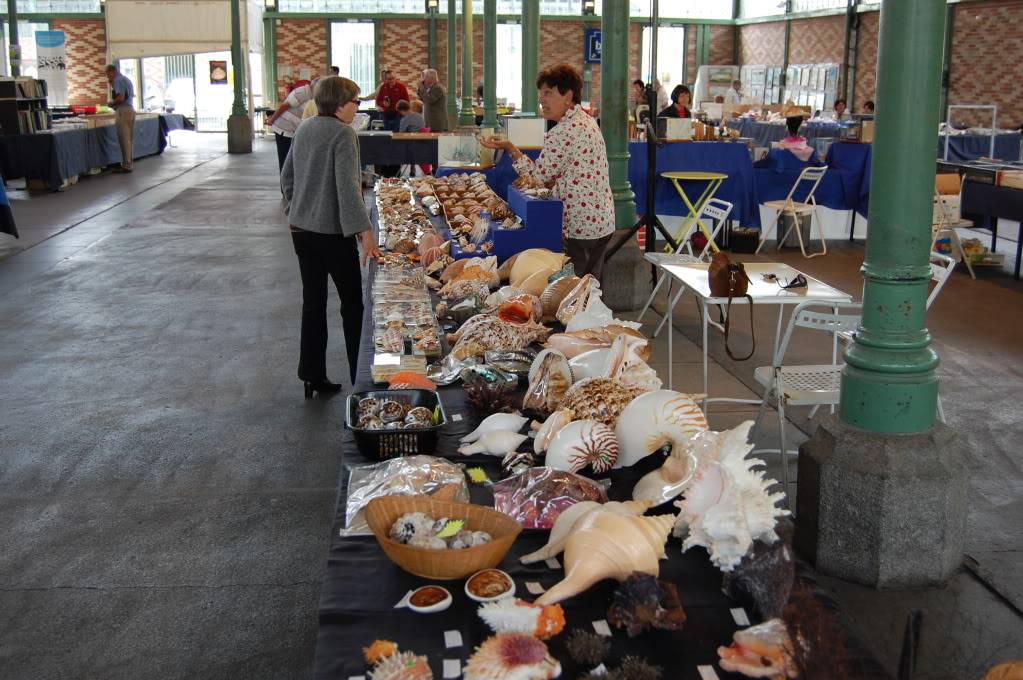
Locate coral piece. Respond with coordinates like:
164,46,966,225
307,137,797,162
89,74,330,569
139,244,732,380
477,598,566,640
451,316,551,360
559,378,645,428
463,633,562,680
458,430,529,456
564,629,610,666
363,639,398,664
533,409,575,455
545,419,619,475
607,573,686,637
519,500,652,565
461,412,530,444
369,650,434,680
673,421,790,572
614,390,709,469
717,619,797,679
540,276,580,322
535,512,675,605
546,325,651,361
722,517,795,621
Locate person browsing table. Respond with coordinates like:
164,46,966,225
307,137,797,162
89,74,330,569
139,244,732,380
659,84,692,119
480,64,615,279
360,69,409,132
105,64,135,173
281,76,382,397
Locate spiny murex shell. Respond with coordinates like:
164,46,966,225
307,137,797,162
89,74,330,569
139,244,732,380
614,390,709,469
535,512,675,605
673,421,790,572
559,378,644,428
451,316,551,360
519,500,653,565
545,419,619,475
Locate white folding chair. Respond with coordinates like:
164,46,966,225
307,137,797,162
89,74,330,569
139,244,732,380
751,301,863,508
755,166,828,259
932,185,976,279
635,198,733,338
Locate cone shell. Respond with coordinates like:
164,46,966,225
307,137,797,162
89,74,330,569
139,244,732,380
535,512,675,605
559,378,644,428
545,420,619,475
614,390,709,468
540,276,580,322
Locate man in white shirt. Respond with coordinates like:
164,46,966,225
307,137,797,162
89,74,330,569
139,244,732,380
267,77,320,171
724,80,742,105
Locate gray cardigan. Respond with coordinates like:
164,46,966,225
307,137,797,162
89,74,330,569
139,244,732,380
281,116,372,238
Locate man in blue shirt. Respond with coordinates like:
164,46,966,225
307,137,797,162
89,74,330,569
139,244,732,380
105,64,136,173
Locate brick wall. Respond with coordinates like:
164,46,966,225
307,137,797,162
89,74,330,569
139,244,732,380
852,9,879,111
51,19,107,106
708,24,735,67
738,21,786,66
948,0,1023,128
275,19,327,101
787,14,844,65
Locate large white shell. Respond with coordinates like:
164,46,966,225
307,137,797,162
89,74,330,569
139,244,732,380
519,500,653,565
523,349,573,416
672,421,790,572
533,409,574,454
613,390,709,468
555,275,598,325
461,412,529,443
458,430,529,456
632,447,699,506
545,419,619,475
510,249,567,289
567,347,611,383
605,334,662,392
518,266,559,297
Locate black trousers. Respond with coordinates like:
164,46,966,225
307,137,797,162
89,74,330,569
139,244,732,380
291,230,364,384
275,132,293,172
564,234,613,281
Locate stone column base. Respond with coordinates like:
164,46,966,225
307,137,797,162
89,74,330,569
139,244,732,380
602,235,652,311
227,114,253,154
794,415,968,589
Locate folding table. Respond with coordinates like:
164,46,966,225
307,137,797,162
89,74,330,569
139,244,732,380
661,170,728,253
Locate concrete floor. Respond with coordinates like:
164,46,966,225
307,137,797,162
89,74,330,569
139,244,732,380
0,134,1020,679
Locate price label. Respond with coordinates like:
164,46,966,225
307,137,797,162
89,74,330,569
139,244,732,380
592,619,612,636
730,607,751,627
444,630,463,648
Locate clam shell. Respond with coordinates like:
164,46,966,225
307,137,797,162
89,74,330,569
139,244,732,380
546,419,619,475
567,347,612,383
509,249,567,288
614,390,709,469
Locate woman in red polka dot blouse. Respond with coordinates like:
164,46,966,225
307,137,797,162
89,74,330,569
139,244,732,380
481,64,616,280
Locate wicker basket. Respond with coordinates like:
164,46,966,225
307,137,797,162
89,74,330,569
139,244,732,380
365,495,522,580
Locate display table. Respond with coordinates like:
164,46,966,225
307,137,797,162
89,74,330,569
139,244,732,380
960,180,1023,280
0,114,177,191
0,179,16,238
358,132,440,166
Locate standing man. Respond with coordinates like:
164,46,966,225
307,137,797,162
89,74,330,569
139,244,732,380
267,73,323,172
725,79,742,105
416,68,448,132
105,65,135,173
360,69,409,131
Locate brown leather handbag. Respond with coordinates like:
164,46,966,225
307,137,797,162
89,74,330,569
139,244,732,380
708,251,755,361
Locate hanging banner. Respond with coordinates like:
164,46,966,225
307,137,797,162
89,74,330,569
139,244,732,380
35,31,68,106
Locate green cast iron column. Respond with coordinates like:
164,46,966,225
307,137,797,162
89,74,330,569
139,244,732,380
481,0,498,128
521,0,539,114
428,11,437,71
230,0,246,117
601,0,636,229
447,0,457,123
458,0,476,126
840,0,945,434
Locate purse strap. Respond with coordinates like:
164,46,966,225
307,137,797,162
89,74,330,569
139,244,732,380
722,266,755,361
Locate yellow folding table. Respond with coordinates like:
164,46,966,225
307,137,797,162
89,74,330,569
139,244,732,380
660,170,728,254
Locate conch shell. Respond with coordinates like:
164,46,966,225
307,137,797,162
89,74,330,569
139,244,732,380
451,317,551,360
673,421,790,572
497,294,542,325
632,447,699,506
558,378,644,428
496,252,520,282
533,408,574,454
440,258,468,283
546,325,651,360
614,390,709,469
509,248,567,289
555,275,598,325
604,334,662,392
519,500,652,565
545,419,619,475
461,412,529,443
535,512,676,605
518,266,559,297
540,276,580,322
458,430,528,456
522,349,572,416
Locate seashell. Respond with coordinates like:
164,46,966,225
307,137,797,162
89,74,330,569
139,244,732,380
718,618,798,679
614,390,709,468
509,249,568,289
421,246,447,269
517,266,558,298
464,633,561,680
477,598,566,640
458,430,529,456
523,349,573,417
605,334,661,392
545,420,619,475
440,258,469,283
405,406,434,425
567,347,611,383
496,252,521,282
555,275,598,325
358,415,383,429
540,276,580,322
378,400,407,423
546,325,651,361
632,447,699,506
484,286,524,310
673,421,790,572
451,317,551,360
497,294,542,325
519,500,653,565
461,412,529,443
418,232,444,255
559,378,645,428
358,397,381,417
535,512,676,605
533,408,575,454
439,278,490,302
369,650,433,680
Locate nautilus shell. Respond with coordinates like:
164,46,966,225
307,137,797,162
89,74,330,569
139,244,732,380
614,390,709,469
519,500,653,565
535,512,676,605
540,276,580,322
558,378,644,428
545,420,619,475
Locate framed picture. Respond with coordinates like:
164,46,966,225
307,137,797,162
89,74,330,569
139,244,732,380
209,60,228,85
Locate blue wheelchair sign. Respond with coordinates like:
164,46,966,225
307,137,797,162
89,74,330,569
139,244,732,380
585,28,601,64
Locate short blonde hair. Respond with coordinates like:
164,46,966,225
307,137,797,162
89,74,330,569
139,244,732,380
316,76,360,116
410,100,423,113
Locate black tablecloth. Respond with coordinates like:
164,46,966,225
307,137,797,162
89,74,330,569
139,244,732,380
961,180,1023,279
358,134,438,166
312,206,894,679
0,115,168,191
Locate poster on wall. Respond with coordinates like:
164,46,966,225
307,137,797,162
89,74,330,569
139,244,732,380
209,60,228,85
35,30,68,106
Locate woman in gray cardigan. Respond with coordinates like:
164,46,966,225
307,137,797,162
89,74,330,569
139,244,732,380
281,76,381,397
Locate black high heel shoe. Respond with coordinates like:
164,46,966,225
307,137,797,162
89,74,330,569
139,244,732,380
304,380,343,398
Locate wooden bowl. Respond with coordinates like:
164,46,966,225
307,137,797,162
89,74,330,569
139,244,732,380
365,495,522,580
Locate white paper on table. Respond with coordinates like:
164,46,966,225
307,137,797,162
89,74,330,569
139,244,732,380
444,630,463,648
730,607,751,627
591,619,612,636
393,590,412,608
697,666,720,680
525,581,545,595
443,659,462,679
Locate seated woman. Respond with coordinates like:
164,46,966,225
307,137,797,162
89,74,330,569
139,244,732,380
397,99,427,132
778,110,815,162
658,84,692,118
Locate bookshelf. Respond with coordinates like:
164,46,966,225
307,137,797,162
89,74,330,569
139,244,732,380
0,78,52,135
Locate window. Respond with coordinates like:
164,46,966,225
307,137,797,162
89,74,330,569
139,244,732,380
117,58,141,109
740,0,786,18
659,0,733,19
12,0,100,11
790,0,846,10
495,23,521,109
330,21,375,97
1,21,50,78
641,25,686,99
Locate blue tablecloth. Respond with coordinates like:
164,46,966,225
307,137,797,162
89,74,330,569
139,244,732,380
0,115,169,191
941,133,1021,162
0,178,15,238
728,119,847,149
629,140,759,229
435,148,541,201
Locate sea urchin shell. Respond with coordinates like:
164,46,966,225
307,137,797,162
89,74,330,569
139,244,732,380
463,633,561,680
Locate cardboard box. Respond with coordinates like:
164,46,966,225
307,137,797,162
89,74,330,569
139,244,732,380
933,194,961,224
997,170,1023,190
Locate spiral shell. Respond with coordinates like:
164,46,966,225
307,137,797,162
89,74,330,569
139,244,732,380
614,390,709,469
559,378,644,428
545,419,619,475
